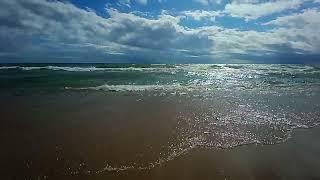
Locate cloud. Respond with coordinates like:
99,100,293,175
193,0,223,5
118,0,148,7
264,8,320,53
105,8,214,52
182,10,222,21
118,0,131,8
0,0,318,63
224,0,304,20
0,0,214,60
263,8,320,27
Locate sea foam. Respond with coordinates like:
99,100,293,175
66,84,188,92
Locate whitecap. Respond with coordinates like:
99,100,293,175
68,84,187,92
0,66,18,69
16,65,178,72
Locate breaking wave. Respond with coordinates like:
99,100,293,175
0,65,177,72
65,84,193,92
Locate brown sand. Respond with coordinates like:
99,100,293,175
1,91,320,180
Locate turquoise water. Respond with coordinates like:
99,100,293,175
1,64,320,92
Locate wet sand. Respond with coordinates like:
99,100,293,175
1,91,320,180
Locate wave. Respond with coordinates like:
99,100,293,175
0,66,18,69
21,66,108,71
66,84,190,92
1,64,319,74
20,66,153,72
0,65,178,72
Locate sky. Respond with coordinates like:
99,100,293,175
0,0,320,63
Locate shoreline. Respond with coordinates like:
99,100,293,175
1,91,320,180
144,126,320,180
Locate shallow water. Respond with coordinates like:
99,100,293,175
1,64,320,179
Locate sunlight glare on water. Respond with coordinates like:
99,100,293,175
1,64,320,173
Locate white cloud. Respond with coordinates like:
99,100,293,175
264,8,320,53
193,0,223,5
118,0,148,7
224,0,305,20
183,10,222,21
264,8,320,27
118,0,131,7
209,29,286,54
0,0,214,57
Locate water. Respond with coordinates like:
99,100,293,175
1,64,320,177
1,64,319,91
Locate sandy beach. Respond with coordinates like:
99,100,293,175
1,90,320,180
